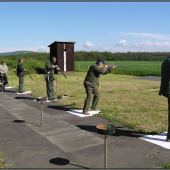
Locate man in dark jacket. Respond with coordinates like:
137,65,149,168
159,56,170,142
82,59,116,115
17,58,27,93
44,57,60,100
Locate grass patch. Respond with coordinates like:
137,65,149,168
0,152,10,168
160,162,170,169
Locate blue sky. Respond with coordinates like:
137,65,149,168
0,1,170,53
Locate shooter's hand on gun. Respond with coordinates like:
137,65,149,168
53,65,67,79
108,65,127,69
109,65,117,69
55,65,60,71
105,65,117,69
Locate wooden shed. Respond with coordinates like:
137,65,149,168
48,41,76,74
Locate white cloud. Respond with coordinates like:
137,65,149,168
84,41,94,48
36,46,49,52
115,40,127,46
1,41,170,54
75,40,170,52
121,32,170,40
133,41,170,48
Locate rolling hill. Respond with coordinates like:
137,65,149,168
0,51,36,56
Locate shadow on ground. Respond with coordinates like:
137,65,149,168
76,125,157,138
49,157,89,169
2,90,17,93
15,97,36,100
48,105,70,111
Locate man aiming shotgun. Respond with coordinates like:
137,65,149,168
82,59,117,115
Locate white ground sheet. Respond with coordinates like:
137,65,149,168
15,91,32,94
4,86,16,89
139,132,170,150
67,109,100,117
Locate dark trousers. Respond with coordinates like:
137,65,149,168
19,76,24,92
168,98,170,138
0,74,8,85
83,84,100,113
46,80,54,99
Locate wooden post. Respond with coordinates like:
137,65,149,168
41,101,43,125
105,135,107,169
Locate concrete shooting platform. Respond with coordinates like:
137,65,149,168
0,85,170,168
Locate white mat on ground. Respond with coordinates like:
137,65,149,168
5,86,16,89
139,132,170,150
67,109,100,117
15,91,32,94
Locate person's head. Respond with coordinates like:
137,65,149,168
1,61,5,65
96,59,106,66
51,57,57,63
19,58,23,63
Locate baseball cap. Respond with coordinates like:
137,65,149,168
52,57,56,61
96,59,106,64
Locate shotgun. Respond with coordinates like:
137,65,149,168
109,65,127,68
26,70,33,80
55,65,67,79
60,70,67,79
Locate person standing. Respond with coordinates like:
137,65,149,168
159,56,170,142
16,58,27,93
82,59,117,115
0,60,9,86
44,57,60,100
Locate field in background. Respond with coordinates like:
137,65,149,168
75,61,162,76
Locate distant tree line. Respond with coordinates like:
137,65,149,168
74,51,170,61
1,51,170,63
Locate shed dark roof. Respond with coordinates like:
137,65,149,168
48,41,76,47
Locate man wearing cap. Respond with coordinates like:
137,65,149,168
159,56,170,142
44,57,60,100
82,58,117,115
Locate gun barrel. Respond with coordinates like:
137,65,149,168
60,70,67,79
26,70,33,80
109,65,127,68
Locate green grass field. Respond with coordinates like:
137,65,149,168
75,61,162,76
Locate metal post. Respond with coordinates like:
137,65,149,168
0,84,4,103
105,135,107,169
41,101,43,125
37,100,47,127
36,97,48,127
